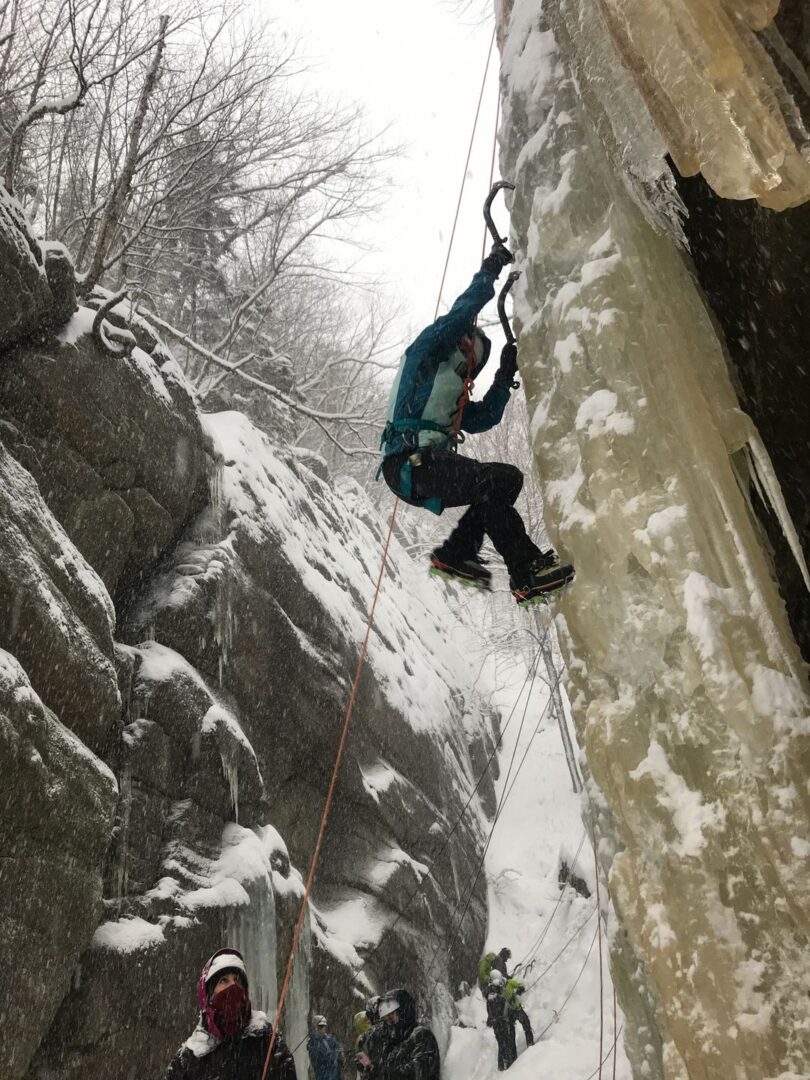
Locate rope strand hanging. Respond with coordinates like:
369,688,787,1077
260,28,499,1080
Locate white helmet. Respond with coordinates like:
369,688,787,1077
203,949,248,991
377,994,401,1019
489,970,505,987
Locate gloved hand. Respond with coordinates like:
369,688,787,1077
495,342,518,385
481,242,513,276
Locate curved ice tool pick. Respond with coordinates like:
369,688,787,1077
484,181,522,390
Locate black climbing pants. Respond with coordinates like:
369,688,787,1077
382,451,540,575
492,1020,517,1071
512,1007,534,1046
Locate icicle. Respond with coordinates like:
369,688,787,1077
747,433,810,593
222,757,239,823
114,763,133,915
542,632,582,794
213,582,234,685
282,900,311,1078
226,857,278,1014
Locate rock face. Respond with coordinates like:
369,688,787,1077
674,176,810,665
0,441,120,753
0,185,495,1078
670,0,810,666
0,309,208,607
0,185,52,348
0,651,118,1080
499,2,810,1078
124,412,498,1050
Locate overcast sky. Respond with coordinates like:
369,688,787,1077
281,0,504,351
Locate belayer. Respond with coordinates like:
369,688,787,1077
163,948,297,1079
357,989,440,1079
477,946,512,990
380,186,574,606
485,970,517,1071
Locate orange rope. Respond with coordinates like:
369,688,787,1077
260,28,500,1080
260,501,399,1079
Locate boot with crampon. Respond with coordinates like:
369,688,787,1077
510,551,574,607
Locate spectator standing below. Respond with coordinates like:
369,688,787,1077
375,988,440,1080
307,1016,344,1080
163,948,297,1079
355,996,382,1079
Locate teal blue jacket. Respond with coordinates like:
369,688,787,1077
381,269,513,460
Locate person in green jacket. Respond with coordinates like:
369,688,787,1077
478,947,511,990
503,977,534,1049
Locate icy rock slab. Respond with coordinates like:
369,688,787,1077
500,2,810,1078
30,824,300,1080
1,306,207,600
0,651,117,1080
0,442,120,751
30,644,304,1080
125,410,496,1048
586,0,810,208
0,183,51,348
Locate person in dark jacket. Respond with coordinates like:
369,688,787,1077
491,947,511,979
164,948,297,1080
307,1015,344,1080
356,996,383,1079
374,988,440,1080
380,244,574,607
485,971,516,1071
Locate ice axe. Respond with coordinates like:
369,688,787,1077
483,181,522,352
483,180,515,247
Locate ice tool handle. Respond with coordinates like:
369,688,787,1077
483,177,522,336
498,270,521,347
483,179,515,246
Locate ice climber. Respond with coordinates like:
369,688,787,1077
163,948,297,1080
484,970,516,1071
307,1015,343,1080
380,245,574,607
503,976,534,1049
477,946,512,989
370,988,441,1079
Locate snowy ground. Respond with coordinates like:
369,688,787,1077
445,645,633,1080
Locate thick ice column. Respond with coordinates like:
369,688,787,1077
591,0,810,208
499,2,810,1078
